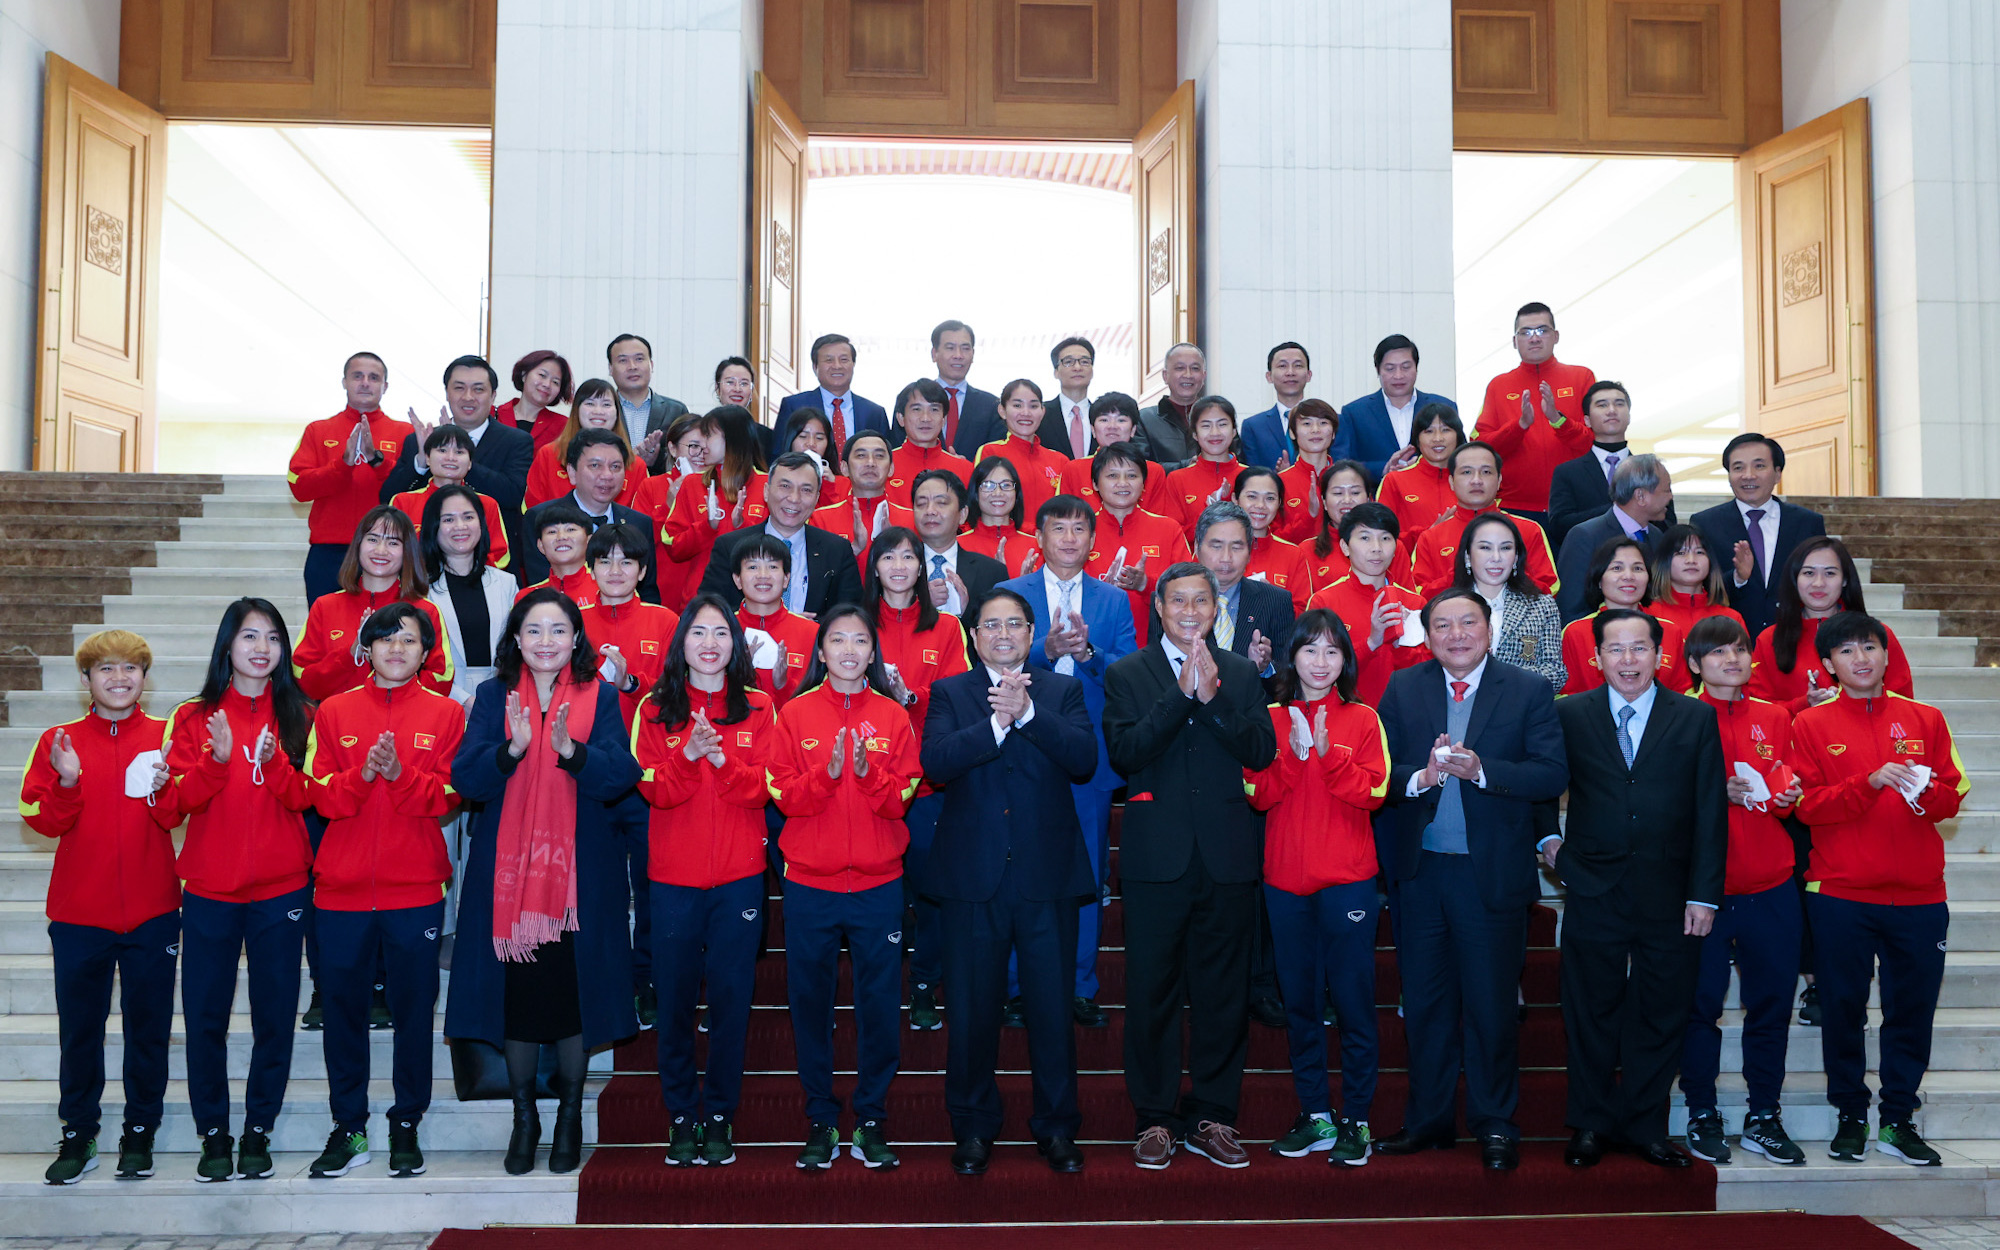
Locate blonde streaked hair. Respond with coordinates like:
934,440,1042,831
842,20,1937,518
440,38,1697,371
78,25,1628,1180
76,629,152,674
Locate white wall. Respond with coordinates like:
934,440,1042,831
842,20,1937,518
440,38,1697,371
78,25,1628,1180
0,0,118,471
1179,0,1457,415
1784,0,2000,496
489,0,759,409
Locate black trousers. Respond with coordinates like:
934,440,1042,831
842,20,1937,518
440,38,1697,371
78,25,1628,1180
1560,878,1702,1145
1121,847,1256,1134
938,863,1081,1142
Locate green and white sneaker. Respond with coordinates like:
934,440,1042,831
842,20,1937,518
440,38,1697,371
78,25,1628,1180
195,1130,235,1181
1828,1113,1870,1162
850,1121,899,1169
387,1120,425,1177
699,1119,736,1166
1327,1116,1371,1167
796,1122,839,1170
1878,1119,1942,1167
238,1129,275,1179
1739,1112,1805,1165
1270,1112,1338,1156
664,1117,700,1167
115,1127,155,1179
45,1132,97,1185
1684,1112,1730,1164
310,1127,372,1177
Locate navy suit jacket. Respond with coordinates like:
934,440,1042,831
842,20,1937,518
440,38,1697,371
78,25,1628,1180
1689,498,1826,641
517,496,662,604
695,522,866,618
1378,657,1569,910
1546,449,1680,551
770,390,889,458
918,666,1099,903
1331,389,1456,480
1555,509,1668,623
1239,405,1293,470
1000,570,1137,791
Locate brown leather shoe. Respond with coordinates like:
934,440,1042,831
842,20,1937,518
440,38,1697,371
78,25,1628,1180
1185,1120,1249,1169
1133,1125,1176,1170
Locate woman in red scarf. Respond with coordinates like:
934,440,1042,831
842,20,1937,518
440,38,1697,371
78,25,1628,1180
445,588,642,1177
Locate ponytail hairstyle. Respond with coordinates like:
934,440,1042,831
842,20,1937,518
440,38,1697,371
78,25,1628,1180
196,598,313,765
796,604,897,700
1771,536,1867,674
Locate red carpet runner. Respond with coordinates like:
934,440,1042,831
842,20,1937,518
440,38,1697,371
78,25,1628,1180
575,818,1717,1223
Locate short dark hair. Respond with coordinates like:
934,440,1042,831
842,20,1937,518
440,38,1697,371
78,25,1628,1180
565,426,628,469
511,350,574,403
974,587,1036,627
1089,392,1141,427
1266,341,1310,370
768,449,821,482
533,502,594,537
734,532,792,575
1035,493,1096,531
1592,606,1663,649
1090,440,1148,486
1338,501,1399,544
442,354,498,390
1289,398,1339,442
895,378,949,418
1050,336,1095,370
1514,302,1555,327
1815,610,1890,663
423,424,474,456
931,320,974,349
910,467,968,510
1448,439,1502,476
1421,587,1491,630
586,522,650,570
607,333,651,362
1189,395,1237,428
713,355,753,386
1722,431,1787,472
1372,334,1418,370
1584,536,1653,612
342,350,386,375
1281,609,1359,705
1153,560,1219,603
810,333,855,366
843,428,891,463
358,600,435,656
1411,403,1465,450
1581,379,1629,412
1684,613,1753,675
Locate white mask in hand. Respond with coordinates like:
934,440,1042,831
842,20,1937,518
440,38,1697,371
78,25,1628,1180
1287,706,1313,761
742,627,781,670
124,749,165,801
1894,763,1934,814
1733,760,1772,811
1397,607,1427,648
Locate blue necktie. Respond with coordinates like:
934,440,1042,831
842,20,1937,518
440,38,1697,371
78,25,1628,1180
1616,704,1637,768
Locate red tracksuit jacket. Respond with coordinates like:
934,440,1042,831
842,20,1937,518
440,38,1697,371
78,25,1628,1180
1305,576,1430,707
581,599,682,728
1560,610,1691,695
977,435,1071,525
1247,535,1312,613
765,682,921,892
304,681,464,911
1697,689,1800,896
288,408,413,545
889,444,972,504
293,588,452,702
1245,697,1390,894
389,484,511,571
1379,460,1457,543
164,688,314,904
20,711,181,932
1794,691,1966,906
872,602,970,737
1472,359,1597,513
1409,504,1559,597
517,567,601,610
740,604,819,709
1166,457,1245,536
633,686,775,889
1087,506,1192,647
1749,619,1915,716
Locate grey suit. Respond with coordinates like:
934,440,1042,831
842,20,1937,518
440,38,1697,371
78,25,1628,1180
1134,400,1198,468
631,392,689,473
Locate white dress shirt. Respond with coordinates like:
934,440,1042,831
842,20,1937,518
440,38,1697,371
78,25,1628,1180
1384,393,1419,448
926,543,965,615
1056,394,1091,454
1042,565,1086,676
984,663,1036,742
1734,497,1781,587
619,393,652,451
818,387,857,444
1407,656,1490,796
414,416,490,475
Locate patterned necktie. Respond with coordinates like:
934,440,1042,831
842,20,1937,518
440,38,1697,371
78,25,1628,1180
1603,452,1620,488
1451,680,1469,703
1056,579,1078,676
831,397,846,456
1616,703,1638,768
1069,403,1086,457
1214,602,1235,651
1744,508,1767,584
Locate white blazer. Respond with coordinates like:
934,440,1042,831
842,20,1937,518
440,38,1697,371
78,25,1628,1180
429,564,516,706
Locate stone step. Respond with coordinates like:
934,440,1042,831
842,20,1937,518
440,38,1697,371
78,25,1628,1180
128,569,311,600
154,542,313,570
1711,1137,1998,1217
0,1149,576,1235
99,596,313,630
175,517,312,544
1917,668,2000,700
1899,636,1980,666
194,499,315,522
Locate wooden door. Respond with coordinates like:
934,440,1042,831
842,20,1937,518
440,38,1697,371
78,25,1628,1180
34,55,167,473
751,73,807,434
1133,80,1193,404
1737,98,1874,495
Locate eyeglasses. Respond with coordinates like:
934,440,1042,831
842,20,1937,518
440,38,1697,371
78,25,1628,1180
1516,326,1554,340
977,481,1015,494
1057,355,1093,368
976,618,1031,634
1599,643,1656,660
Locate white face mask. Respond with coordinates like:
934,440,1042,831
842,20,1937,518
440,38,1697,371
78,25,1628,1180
1733,761,1772,811
1893,763,1934,815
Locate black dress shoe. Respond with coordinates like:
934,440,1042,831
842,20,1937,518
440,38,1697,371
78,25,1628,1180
1635,1139,1693,1168
1037,1136,1085,1173
1375,1128,1457,1155
1480,1134,1518,1170
1249,995,1288,1029
1001,997,1025,1029
1565,1129,1606,1168
1072,996,1107,1028
951,1137,993,1175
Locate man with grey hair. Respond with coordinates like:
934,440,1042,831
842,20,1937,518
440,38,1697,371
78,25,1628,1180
1104,560,1277,1170
1156,501,1295,682
1554,452,1675,622
1134,343,1207,467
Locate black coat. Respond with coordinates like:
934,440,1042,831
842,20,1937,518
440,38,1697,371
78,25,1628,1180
1546,450,1678,551
695,523,866,618
381,419,536,550
1553,685,1728,911
443,678,643,1052
949,547,1008,630
917,666,1098,903
1102,643,1276,885
517,497,662,604
1378,658,1569,910
1688,499,1827,640
1555,510,1668,623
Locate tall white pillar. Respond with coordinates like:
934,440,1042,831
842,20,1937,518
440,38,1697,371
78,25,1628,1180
490,0,761,406
1178,0,1456,413
1784,0,2000,497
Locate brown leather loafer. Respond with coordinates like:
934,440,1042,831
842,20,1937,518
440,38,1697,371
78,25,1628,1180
1133,1125,1176,1170
1185,1120,1249,1169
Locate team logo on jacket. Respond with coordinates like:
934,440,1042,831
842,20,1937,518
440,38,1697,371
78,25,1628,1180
736,731,754,747
287,909,303,922
1404,494,1419,502
1828,744,1847,755
1896,739,1925,755
666,736,681,749
1347,910,1366,923
323,439,339,448
340,735,359,748
413,733,435,750
1441,546,1456,558
640,640,659,655
424,928,438,941
803,738,820,751
331,629,345,641
741,909,759,922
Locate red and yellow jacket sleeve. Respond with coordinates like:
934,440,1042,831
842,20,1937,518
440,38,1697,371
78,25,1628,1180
1243,706,1301,812
304,708,371,819
288,425,372,503
386,703,462,817
854,716,922,820
19,730,85,838
765,707,839,817
634,714,708,809
1323,707,1392,810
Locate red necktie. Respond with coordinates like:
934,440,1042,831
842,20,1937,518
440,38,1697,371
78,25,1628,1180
1068,403,1085,457
945,389,959,446
1451,680,1469,703
831,397,846,456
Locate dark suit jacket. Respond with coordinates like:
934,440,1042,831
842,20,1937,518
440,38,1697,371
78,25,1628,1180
1553,685,1728,911
1034,394,1093,459
1689,498,1826,640
946,386,1003,458
1378,658,1569,910
1547,449,1680,552
381,418,535,517
948,547,1008,629
517,497,662,604
1555,509,1668,623
1147,577,1295,675
636,393,690,472
772,389,890,459
1239,405,1292,470
1133,401,1197,468
695,522,866,618
1331,389,1457,480
1002,569,1138,791
1102,643,1277,885
918,666,1099,903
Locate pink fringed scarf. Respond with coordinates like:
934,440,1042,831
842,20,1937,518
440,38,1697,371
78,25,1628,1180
491,670,598,962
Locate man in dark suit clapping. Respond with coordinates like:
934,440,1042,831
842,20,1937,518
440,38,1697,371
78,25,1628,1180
1689,434,1826,640
920,589,1101,1176
1104,562,1277,1172
1375,588,1568,1170
1545,608,1728,1169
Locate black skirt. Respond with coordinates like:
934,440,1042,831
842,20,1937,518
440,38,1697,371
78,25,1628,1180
502,929,583,1042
